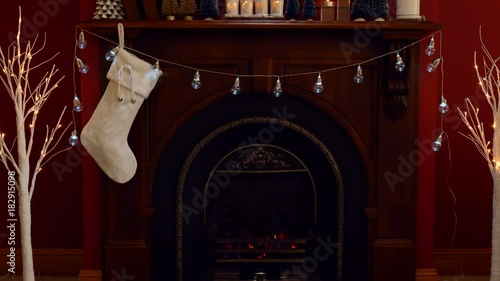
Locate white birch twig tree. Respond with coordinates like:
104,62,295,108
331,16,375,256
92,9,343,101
457,30,500,281
0,7,71,281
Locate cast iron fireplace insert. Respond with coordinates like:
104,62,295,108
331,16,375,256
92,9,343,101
151,95,368,281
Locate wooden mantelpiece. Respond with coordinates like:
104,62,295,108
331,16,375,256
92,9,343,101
80,20,441,281
80,20,440,28
80,20,440,37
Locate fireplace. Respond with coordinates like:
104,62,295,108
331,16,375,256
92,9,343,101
81,20,441,281
151,93,369,280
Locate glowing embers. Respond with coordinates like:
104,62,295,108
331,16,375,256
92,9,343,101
215,233,306,260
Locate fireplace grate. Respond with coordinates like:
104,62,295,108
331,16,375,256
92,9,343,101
213,238,307,262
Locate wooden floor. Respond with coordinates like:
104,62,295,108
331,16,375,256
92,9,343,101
6,277,77,281
4,275,490,281
440,276,489,281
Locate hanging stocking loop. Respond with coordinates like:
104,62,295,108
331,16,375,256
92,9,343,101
117,23,125,50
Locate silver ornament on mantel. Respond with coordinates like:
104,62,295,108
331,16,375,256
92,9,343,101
93,0,126,20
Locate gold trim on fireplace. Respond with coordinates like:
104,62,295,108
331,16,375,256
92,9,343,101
176,117,345,281
230,145,291,170
215,259,306,263
214,169,307,173
203,144,317,225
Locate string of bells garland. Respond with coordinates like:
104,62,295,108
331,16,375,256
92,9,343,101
73,27,447,151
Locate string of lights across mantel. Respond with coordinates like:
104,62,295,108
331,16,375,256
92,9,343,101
70,25,447,152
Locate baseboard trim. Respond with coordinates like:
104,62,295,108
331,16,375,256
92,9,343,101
416,268,439,281
434,248,491,276
79,269,102,281
0,248,83,276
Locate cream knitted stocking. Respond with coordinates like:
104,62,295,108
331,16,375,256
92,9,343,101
81,24,161,183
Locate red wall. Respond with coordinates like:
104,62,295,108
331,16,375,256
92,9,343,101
0,0,82,248
435,0,500,249
416,0,439,269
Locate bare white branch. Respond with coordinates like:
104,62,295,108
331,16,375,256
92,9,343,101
458,99,494,174
0,9,70,281
0,134,22,175
459,35,500,177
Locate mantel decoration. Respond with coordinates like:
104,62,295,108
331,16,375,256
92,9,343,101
0,7,74,281
161,0,179,20
74,24,445,184
320,0,335,21
179,0,198,20
222,0,285,19
199,0,220,20
336,0,351,21
270,0,284,16
396,0,421,20
457,29,500,281
240,0,254,15
225,0,239,15
285,0,300,19
302,0,317,20
255,0,269,15
93,0,126,19
351,0,389,21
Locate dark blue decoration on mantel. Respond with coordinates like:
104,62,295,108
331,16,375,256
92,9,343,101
285,0,300,19
351,0,389,20
302,0,317,19
199,0,220,19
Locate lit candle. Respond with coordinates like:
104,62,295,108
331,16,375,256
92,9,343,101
271,0,283,15
254,0,268,15
226,0,239,15
240,0,253,15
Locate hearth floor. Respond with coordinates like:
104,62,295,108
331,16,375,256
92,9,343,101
4,275,488,281
5,277,77,281
440,276,489,281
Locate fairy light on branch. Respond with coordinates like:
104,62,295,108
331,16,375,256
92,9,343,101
0,8,74,281
458,28,500,178
458,102,494,170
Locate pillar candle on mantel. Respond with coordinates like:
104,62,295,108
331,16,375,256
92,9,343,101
321,0,335,21
396,0,420,20
240,0,254,15
226,0,239,15
255,0,268,15
270,0,283,15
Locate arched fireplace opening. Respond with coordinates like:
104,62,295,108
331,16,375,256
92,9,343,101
151,94,368,281
205,144,317,241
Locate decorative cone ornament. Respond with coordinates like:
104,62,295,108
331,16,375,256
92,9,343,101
93,0,126,19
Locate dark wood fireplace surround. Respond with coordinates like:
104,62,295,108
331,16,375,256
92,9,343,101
81,16,440,281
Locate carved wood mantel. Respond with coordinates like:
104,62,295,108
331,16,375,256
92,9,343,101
79,20,441,281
